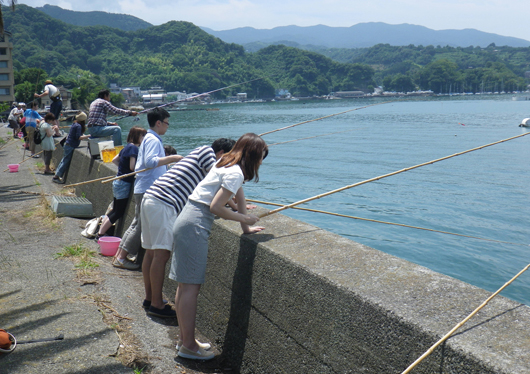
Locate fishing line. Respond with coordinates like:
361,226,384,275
267,128,365,147
113,76,268,121
248,199,528,247
258,132,530,218
258,99,399,137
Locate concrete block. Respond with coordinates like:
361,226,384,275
51,195,93,218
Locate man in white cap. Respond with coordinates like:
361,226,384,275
34,79,62,136
53,111,90,183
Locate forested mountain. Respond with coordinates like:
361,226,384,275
3,4,529,108
4,5,375,105
202,23,530,50
37,4,152,31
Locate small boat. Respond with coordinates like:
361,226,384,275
519,118,530,127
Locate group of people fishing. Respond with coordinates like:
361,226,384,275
12,85,268,361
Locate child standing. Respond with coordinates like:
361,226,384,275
53,112,90,183
97,126,148,243
39,113,56,175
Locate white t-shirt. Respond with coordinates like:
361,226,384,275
189,163,244,206
45,84,59,98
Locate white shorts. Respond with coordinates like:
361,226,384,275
140,195,178,251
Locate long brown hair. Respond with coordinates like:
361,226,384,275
216,133,268,182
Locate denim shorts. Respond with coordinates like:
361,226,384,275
112,179,132,200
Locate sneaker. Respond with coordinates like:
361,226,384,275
52,177,64,184
112,258,140,270
31,154,40,158
142,299,168,310
147,304,176,318
176,340,211,351
178,345,215,361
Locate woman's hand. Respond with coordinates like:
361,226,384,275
243,226,265,234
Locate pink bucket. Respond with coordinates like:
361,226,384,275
7,164,19,173
97,236,121,256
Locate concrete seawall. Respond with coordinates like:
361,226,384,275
53,143,530,373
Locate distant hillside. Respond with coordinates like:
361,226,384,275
37,4,152,31
201,23,530,49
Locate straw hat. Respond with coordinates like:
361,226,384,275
45,79,53,84
76,111,87,122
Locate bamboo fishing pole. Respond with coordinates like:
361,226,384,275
62,174,115,188
113,76,268,121
258,100,397,137
258,132,530,218
0,137,19,151
247,199,528,247
400,262,530,374
101,168,149,184
3,138,62,172
3,147,46,172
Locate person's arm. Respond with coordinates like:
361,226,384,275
34,89,49,98
228,197,257,211
142,139,183,169
44,125,54,137
105,101,138,118
210,187,264,234
129,156,136,171
156,154,183,167
111,154,120,166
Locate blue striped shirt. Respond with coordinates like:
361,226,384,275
145,146,216,213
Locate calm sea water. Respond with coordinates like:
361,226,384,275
118,96,530,305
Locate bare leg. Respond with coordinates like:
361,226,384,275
98,215,112,236
175,283,201,351
115,248,128,261
142,250,154,302
144,249,170,309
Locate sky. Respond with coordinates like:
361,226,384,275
15,0,530,42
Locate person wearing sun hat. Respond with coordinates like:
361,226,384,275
53,111,90,183
34,79,62,135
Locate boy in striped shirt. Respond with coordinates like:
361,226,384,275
140,138,236,318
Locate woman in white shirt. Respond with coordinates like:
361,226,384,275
169,133,268,361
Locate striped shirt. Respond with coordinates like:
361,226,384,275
145,146,216,213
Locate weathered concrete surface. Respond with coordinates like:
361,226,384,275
0,128,210,374
46,133,530,373
194,215,530,373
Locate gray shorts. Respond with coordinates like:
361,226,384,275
169,200,214,284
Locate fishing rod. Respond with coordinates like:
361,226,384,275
247,199,528,247
62,174,115,188
258,99,398,137
0,137,19,151
258,132,530,218
113,76,268,121
101,168,149,184
401,262,530,374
